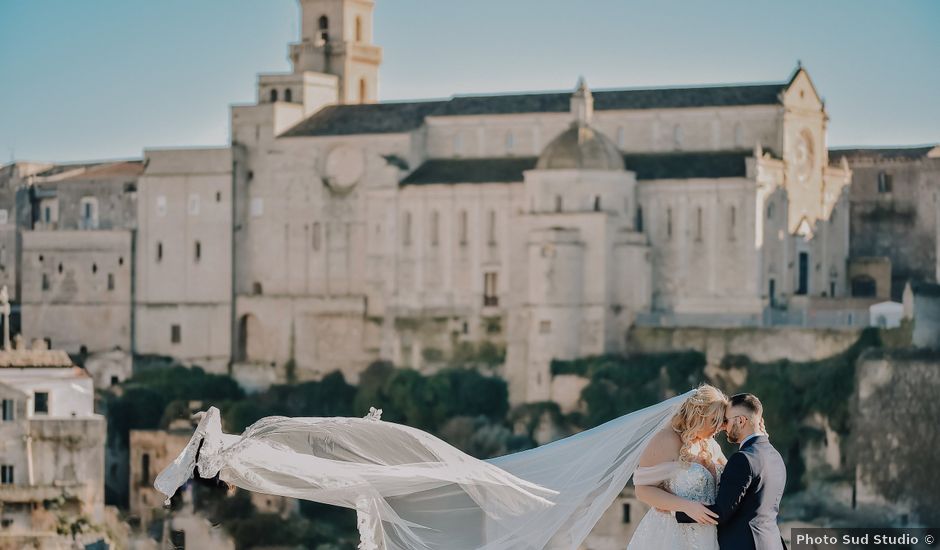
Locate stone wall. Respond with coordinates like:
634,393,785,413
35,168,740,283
627,325,861,365
853,349,940,526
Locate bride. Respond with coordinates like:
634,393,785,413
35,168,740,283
628,384,727,549
155,388,722,550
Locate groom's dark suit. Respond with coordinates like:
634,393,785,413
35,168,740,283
675,435,786,550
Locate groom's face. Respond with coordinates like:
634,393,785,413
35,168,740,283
724,406,748,444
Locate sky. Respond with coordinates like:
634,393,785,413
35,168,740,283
1,0,938,163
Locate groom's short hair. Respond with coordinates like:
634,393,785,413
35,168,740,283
730,393,762,417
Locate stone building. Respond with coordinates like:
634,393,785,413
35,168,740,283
831,145,940,298
0,0,865,404
128,427,193,529
0,342,107,545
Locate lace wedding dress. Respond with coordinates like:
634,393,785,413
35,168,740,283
626,439,724,550
155,393,694,550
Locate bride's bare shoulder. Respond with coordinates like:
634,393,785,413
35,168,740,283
638,429,681,467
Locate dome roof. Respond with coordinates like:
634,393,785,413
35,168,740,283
536,123,625,171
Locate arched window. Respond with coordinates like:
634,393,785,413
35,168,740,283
284,88,293,103
312,222,322,251
458,210,468,245
359,79,367,103
355,16,363,42
252,282,263,296
402,212,412,246
270,89,278,103
318,15,329,43
695,207,703,241
430,211,440,246
487,210,497,245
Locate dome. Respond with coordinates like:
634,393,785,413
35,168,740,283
536,123,625,171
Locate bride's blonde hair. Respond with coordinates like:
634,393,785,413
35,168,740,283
671,384,728,463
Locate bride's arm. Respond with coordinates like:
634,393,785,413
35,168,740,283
633,431,717,524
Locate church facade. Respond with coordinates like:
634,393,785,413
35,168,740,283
14,0,856,404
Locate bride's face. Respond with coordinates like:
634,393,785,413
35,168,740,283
694,411,724,440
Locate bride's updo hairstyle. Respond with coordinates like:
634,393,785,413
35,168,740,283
671,384,729,463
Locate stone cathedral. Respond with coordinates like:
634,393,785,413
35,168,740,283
11,0,855,404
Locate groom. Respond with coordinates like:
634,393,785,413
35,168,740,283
675,393,787,550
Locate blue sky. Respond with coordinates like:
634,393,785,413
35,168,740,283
1,0,938,163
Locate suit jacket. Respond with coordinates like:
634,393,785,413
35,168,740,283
675,435,787,550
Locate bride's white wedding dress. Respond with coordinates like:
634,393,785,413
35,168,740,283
627,439,724,550
155,393,695,550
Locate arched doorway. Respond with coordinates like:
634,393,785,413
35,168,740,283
237,313,261,362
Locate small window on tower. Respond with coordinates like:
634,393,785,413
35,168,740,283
270,89,278,103
318,15,329,43
877,171,893,193
285,88,293,103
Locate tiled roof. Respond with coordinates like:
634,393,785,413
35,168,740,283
283,83,787,137
58,161,144,181
0,349,75,368
400,151,752,186
829,146,938,163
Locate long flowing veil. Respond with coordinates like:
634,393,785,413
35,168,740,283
155,391,691,550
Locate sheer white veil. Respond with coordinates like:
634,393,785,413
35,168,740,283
155,392,692,550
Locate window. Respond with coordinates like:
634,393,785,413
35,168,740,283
622,503,631,523
695,207,703,242
312,222,322,251
250,197,264,217
1,465,12,485
252,282,263,295
2,399,14,421
539,320,551,334
636,206,644,232
458,211,468,245
593,196,601,212
797,252,809,296
124,182,137,193
141,453,150,486
170,529,186,549
58,263,63,274
285,88,293,103
359,79,367,103
728,206,736,241
877,171,893,193
402,212,412,246
851,275,876,297
318,15,329,43
188,194,200,215
270,89,278,103
171,324,181,344
44,206,51,224
767,202,774,220
110,376,119,386
830,281,836,298
356,16,363,42
42,273,49,291
430,211,439,246
156,242,163,263
216,191,222,203
483,272,498,307
194,241,201,262
666,207,673,239
33,392,49,415
506,132,515,154
487,210,497,245
107,273,115,291
92,263,97,274
768,278,776,307
673,125,683,150
79,197,98,229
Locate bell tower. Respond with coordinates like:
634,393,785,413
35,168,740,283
291,0,383,104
